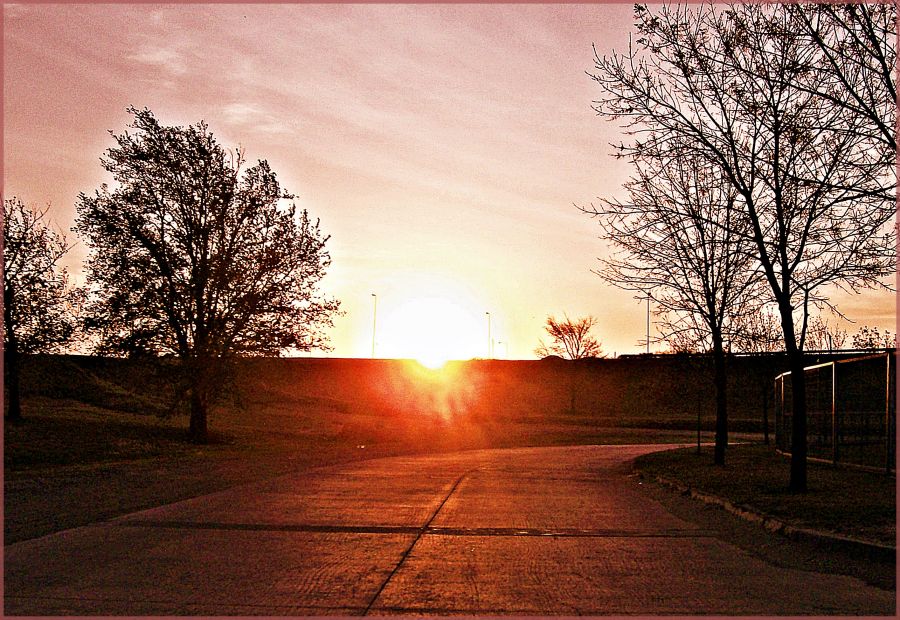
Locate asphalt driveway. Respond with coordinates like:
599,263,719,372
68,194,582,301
4,444,895,615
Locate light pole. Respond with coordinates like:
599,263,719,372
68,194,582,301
498,340,509,359
645,295,651,354
371,293,377,359
485,312,492,359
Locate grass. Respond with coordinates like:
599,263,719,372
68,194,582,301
634,444,896,547
4,398,235,470
8,354,774,474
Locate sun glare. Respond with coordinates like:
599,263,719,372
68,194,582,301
378,296,483,367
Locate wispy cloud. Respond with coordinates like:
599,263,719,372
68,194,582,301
221,102,289,136
128,46,188,75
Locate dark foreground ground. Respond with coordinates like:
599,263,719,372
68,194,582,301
4,353,895,615
5,354,894,548
7,353,766,542
5,445,895,615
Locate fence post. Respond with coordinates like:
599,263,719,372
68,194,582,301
779,374,784,451
886,352,892,474
832,361,838,466
774,376,781,450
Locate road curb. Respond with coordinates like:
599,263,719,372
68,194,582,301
635,469,897,564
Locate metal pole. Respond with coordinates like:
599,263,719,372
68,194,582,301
485,312,492,359
779,374,785,451
832,362,837,465
646,296,650,354
371,293,377,359
696,401,701,455
886,352,892,473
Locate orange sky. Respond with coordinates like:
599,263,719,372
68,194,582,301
4,4,895,359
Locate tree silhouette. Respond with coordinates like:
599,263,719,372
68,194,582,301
584,149,758,466
3,198,80,422
789,3,895,175
851,326,896,350
729,307,784,354
535,315,603,360
590,3,895,491
75,108,340,442
804,316,848,352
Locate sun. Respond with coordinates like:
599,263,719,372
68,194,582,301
378,296,483,368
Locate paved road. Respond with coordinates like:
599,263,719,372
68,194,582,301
4,445,895,615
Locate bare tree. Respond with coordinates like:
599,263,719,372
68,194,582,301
3,198,81,422
733,307,848,353
729,306,784,354
584,148,758,465
805,316,848,352
662,328,705,355
589,2,895,491
535,315,603,360
851,326,896,350
75,108,340,443
789,3,896,173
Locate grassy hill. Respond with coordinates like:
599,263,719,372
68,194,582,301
5,352,892,545
5,352,798,471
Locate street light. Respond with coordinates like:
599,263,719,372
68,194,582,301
485,312,492,359
646,295,650,354
371,293,377,358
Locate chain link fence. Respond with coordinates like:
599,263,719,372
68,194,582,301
775,351,896,473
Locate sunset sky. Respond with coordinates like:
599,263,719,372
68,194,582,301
4,3,895,360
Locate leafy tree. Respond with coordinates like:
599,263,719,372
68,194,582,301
584,148,758,465
535,315,603,360
3,198,80,422
589,2,895,491
75,108,340,442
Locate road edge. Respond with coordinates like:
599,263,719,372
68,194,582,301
635,468,897,564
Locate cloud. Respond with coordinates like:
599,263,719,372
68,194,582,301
221,102,288,136
128,46,188,75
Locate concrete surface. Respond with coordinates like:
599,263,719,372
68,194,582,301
4,444,895,615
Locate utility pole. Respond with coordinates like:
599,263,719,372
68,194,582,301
371,293,377,358
485,312,492,359
646,295,651,354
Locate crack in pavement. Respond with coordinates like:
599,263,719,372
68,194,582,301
115,521,422,535
115,520,714,539
363,470,471,615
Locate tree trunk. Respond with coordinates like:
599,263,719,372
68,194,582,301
569,370,577,413
187,359,210,444
712,335,728,466
787,348,808,492
189,385,209,444
5,348,23,423
4,282,23,423
775,298,807,493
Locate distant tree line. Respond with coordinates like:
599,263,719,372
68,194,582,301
4,108,340,441
583,2,895,489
